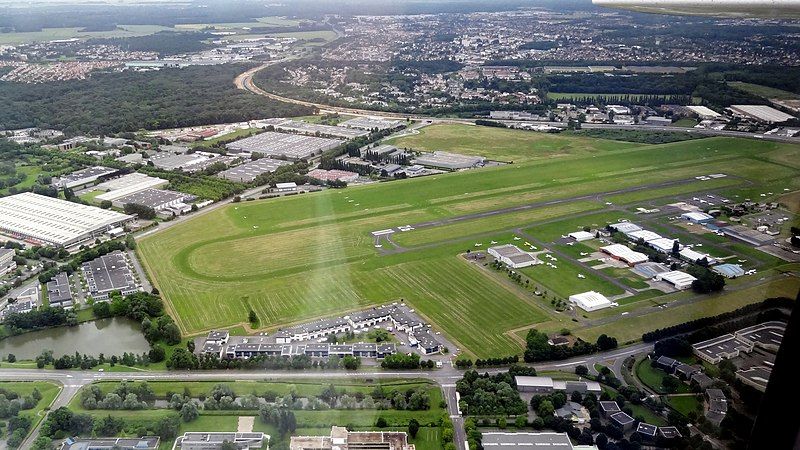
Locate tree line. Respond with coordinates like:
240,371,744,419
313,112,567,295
642,297,792,342
0,65,313,135
524,329,617,363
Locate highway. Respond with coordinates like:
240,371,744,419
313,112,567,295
235,65,800,145
1,342,652,449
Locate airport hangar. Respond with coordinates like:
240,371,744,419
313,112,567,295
0,192,133,248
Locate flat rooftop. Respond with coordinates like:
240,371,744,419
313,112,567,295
0,192,132,247
81,250,138,295
482,432,574,448
114,188,193,209
46,272,73,305
217,158,291,182
226,131,343,160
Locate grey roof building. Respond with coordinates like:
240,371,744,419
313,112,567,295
46,272,74,308
217,157,291,182
81,250,140,300
175,432,266,450
482,432,575,449
60,436,160,450
113,188,195,211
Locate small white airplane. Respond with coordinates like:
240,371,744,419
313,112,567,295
566,242,574,246
552,265,558,269
490,240,498,244
577,274,585,279
580,252,588,256
605,202,613,206
513,237,521,240
474,243,482,247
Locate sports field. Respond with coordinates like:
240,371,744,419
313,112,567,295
138,133,800,358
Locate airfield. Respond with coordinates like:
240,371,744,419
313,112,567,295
138,126,800,358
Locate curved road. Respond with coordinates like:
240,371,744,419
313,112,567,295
1,342,651,449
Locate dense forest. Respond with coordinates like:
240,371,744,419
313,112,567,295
87,32,214,56
0,64,313,135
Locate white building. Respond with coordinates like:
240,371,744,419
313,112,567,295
687,105,721,120
95,173,169,202
0,248,16,276
655,270,697,290
275,182,297,192
681,211,714,223
729,105,795,123
679,248,717,265
569,291,613,312
627,229,662,242
649,237,681,253
488,244,540,268
600,244,649,266
0,193,133,247
568,231,595,242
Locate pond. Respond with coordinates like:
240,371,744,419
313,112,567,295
0,317,150,359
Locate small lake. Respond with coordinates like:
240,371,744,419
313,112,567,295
0,317,150,359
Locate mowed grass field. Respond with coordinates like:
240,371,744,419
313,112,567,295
138,133,800,358
386,123,640,162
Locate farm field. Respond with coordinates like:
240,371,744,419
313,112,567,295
386,123,640,162
729,81,800,100
138,134,800,357
0,25,172,45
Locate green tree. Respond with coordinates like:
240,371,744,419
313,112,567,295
537,399,554,418
32,436,53,450
180,402,199,422
248,309,258,324
408,418,420,438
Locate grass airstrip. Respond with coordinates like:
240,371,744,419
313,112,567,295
138,124,800,358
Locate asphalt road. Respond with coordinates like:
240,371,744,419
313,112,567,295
1,341,653,449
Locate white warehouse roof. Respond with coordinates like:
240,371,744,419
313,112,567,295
729,105,794,123
628,229,662,242
680,248,716,265
687,105,721,118
601,244,649,265
95,173,169,202
610,222,642,234
569,291,613,312
0,192,132,247
681,211,714,222
650,237,681,253
568,231,595,241
656,271,697,290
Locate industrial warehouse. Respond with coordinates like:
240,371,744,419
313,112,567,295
266,118,369,139
51,166,118,189
94,173,169,202
217,157,291,182
112,188,195,213
0,192,133,247
226,131,343,160
338,117,405,131
413,151,485,170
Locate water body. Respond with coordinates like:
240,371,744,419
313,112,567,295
0,317,150,359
